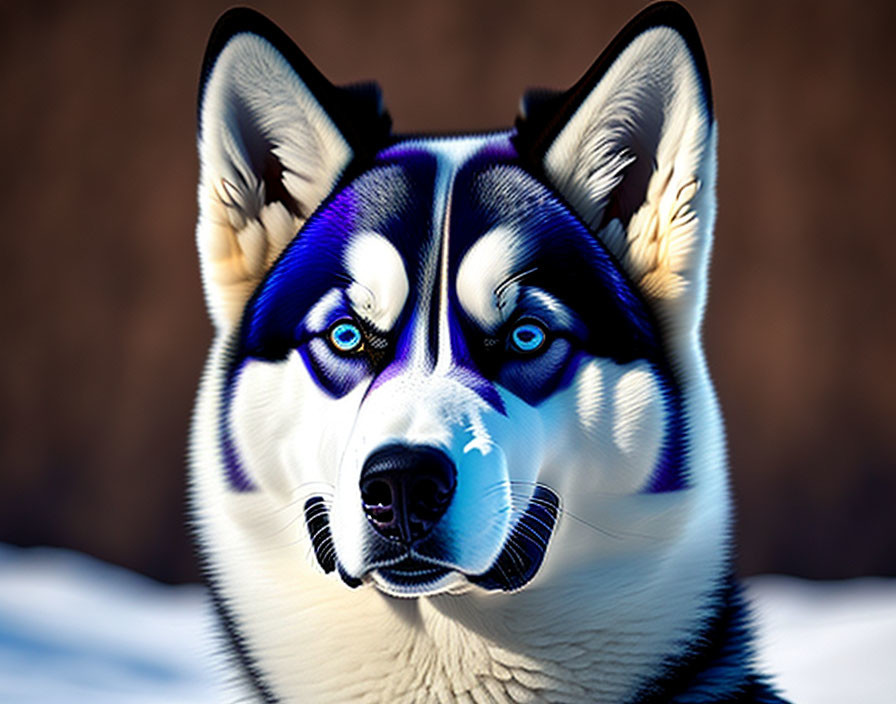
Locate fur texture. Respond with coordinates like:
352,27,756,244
190,4,788,702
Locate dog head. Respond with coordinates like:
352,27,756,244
193,5,720,600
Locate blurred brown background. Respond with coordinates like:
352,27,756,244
1,0,894,584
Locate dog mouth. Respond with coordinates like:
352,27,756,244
468,486,560,592
303,486,560,594
371,557,455,596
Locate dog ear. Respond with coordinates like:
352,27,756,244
196,9,390,331
516,2,716,341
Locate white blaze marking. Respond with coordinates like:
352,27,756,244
380,136,497,371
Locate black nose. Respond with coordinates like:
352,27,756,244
360,444,456,545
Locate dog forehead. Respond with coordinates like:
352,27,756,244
372,134,600,282
448,159,600,267
446,161,656,342
240,133,657,363
368,136,658,348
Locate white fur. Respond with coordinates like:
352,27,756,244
544,27,716,341
197,33,352,330
456,226,525,333
191,15,729,704
344,232,409,331
456,229,577,337
192,341,727,701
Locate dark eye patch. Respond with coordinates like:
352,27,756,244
498,336,578,405
447,161,663,403
301,309,400,396
301,337,373,397
230,155,436,398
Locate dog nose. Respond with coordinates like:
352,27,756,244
360,444,456,544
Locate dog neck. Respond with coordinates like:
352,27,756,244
632,578,788,704
207,521,756,703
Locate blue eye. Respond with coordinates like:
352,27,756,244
510,321,547,354
328,320,364,354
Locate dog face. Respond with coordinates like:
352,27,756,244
223,134,685,596
193,5,719,603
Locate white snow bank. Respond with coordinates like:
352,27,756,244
1,544,894,703
0,545,221,703
748,574,896,703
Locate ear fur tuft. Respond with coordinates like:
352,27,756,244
516,3,716,341
196,8,390,331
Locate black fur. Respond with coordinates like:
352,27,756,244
632,577,790,703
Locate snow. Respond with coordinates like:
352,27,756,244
1,544,894,703
0,545,221,703
749,575,896,703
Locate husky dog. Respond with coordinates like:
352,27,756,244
190,3,787,702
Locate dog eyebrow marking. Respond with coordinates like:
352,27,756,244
456,226,524,333
343,231,409,332
456,227,575,335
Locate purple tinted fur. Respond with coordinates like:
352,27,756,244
219,362,255,491
223,134,685,493
365,309,505,414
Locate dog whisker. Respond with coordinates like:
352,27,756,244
496,539,528,583
507,501,559,540
306,521,334,548
507,493,638,542
510,520,552,552
508,479,628,499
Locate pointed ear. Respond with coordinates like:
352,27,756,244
196,9,390,331
516,3,716,340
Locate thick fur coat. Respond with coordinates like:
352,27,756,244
190,4,788,702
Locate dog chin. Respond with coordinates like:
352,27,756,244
368,565,470,598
